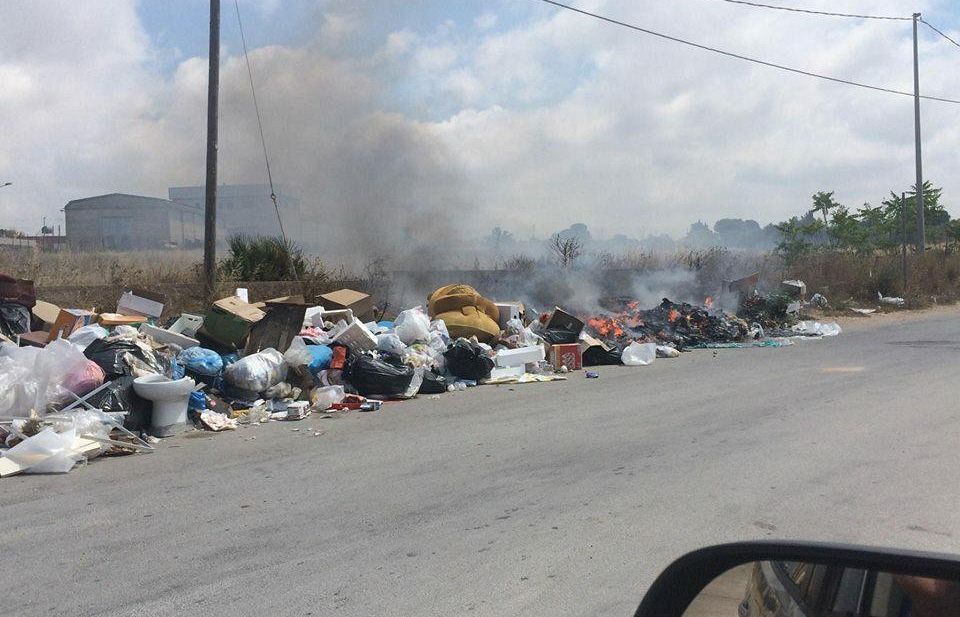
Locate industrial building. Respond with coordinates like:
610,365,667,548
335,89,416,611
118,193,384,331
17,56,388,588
64,193,202,250
168,184,302,242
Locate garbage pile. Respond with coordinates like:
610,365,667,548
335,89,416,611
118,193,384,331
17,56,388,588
586,297,749,350
0,273,842,477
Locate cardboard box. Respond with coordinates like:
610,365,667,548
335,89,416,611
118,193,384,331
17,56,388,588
244,299,307,355
319,289,373,321
98,313,147,327
49,309,96,341
549,343,582,370
31,300,61,331
18,331,49,348
722,272,759,298
117,289,165,320
495,302,524,329
200,297,266,347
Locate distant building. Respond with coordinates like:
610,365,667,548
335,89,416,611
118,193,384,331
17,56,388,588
64,193,202,250
168,184,302,243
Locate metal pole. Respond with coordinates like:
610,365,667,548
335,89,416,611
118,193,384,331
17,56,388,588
912,13,925,253
901,192,908,294
203,0,221,301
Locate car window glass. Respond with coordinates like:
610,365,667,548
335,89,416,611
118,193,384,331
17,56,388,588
832,568,866,614
803,564,830,607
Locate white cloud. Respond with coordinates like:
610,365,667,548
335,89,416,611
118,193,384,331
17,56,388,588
1,0,959,244
475,13,498,31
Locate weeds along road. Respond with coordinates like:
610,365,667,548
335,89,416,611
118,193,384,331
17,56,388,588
4,308,960,617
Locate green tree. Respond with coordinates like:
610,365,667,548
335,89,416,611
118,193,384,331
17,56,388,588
775,217,823,266
811,191,841,225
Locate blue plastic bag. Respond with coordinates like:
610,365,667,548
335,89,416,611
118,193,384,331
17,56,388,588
178,347,223,376
306,345,333,375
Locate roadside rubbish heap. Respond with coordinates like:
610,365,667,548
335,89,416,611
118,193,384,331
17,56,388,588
0,274,841,477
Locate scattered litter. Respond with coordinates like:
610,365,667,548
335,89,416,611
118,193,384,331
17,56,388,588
791,321,842,337
850,307,877,315
585,371,599,379
199,410,237,432
878,291,905,307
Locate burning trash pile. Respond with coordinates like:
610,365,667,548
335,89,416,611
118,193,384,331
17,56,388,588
586,297,749,351
0,272,840,478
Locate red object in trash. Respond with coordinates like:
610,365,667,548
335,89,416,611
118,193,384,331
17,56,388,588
329,345,348,370
549,343,582,370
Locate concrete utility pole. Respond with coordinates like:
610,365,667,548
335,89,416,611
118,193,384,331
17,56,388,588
203,0,221,300
912,13,926,253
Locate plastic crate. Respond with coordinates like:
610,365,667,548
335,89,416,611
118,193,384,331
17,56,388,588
331,318,377,352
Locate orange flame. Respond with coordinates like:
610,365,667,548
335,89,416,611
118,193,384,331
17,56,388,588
588,316,624,338
704,296,714,309
668,309,680,323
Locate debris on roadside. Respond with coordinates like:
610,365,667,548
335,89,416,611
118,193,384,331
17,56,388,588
0,276,845,479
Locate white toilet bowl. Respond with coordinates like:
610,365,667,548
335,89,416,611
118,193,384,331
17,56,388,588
133,374,196,437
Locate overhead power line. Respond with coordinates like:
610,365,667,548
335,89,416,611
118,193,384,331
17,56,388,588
921,18,960,50
234,0,289,244
713,0,910,21
538,0,960,104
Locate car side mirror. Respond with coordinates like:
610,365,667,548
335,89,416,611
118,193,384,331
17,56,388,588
635,541,960,617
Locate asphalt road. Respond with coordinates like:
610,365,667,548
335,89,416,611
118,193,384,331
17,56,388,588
4,309,960,617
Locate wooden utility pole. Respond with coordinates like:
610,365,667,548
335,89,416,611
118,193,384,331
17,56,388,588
203,0,221,300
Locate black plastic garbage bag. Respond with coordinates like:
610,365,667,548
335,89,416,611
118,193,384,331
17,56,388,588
540,328,579,345
583,346,622,366
84,339,160,381
84,376,152,431
443,338,494,380
344,354,418,397
418,369,448,394
0,303,30,337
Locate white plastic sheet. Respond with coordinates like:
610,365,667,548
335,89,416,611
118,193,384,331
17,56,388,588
792,321,842,337
2,427,83,474
622,342,656,366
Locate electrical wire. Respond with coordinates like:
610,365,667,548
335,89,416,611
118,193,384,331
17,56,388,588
538,0,960,104
234,0,288,244
713,0,910,21
921,18,960,50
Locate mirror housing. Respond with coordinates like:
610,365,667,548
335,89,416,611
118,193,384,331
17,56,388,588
634,541,960,617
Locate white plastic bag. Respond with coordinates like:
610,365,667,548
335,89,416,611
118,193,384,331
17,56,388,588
67,324,109,351
394,307,431,345
622,342,656,366
223,348,287,392
0,338,90,417
377,332,407,355
656,345,680,358
283,336,313,367
310,385,345,411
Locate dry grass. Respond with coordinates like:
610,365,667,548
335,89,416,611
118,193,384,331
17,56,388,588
786,249,960,307
0,248,203,287
5,246,958,314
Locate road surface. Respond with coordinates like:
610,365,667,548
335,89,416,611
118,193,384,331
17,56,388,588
3,308,960,617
